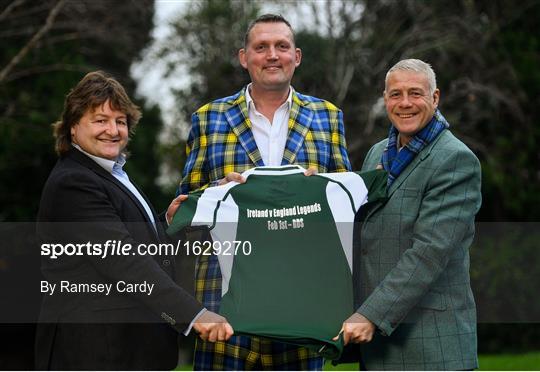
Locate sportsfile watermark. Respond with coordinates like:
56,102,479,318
0,222,539,323
40,239,253,259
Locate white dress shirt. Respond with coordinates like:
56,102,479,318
245,84,292,166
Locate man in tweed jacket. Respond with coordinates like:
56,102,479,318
337,59,481,370
178,14,351,370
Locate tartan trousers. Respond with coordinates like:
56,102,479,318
193,253,323,370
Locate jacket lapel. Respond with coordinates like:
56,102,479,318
387,130,446,197
282,92,314,165
386,153,425,197
363,131,446,220
67,148,160,238
224,90,264,166
129,181,166,240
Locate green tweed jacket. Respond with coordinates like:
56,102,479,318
356,129,482,370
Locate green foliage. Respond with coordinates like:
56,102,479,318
292,0,540,221
124,104,169,211
471,223,540,353
158,138,188,198
159,0,258,119
0,0,160,221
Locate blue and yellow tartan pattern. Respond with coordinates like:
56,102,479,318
179,88,351,194
182,87,351,370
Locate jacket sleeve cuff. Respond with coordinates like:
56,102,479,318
183,308,207,336
357,304,394,337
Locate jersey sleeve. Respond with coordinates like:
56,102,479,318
355,169,388,207
167,182,236,235
317,169,387,213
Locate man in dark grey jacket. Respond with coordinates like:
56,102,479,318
36,71,232,370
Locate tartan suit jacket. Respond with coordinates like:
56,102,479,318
355,128,481,370
179,88,351,194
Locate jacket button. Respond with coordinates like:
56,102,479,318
162,259,170,266
361,249,368,255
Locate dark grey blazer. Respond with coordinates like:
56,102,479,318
355,129,482,370
36,147,203,370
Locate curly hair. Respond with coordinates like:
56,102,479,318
52,71,141,156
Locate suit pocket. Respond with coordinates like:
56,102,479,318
416,291,447,311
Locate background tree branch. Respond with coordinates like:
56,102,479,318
0,0,66,84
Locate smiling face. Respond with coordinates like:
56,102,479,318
238,21,301,93
70,99,128,160
384,70,440,145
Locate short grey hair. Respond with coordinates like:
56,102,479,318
385,59,437,96
244,14,295,48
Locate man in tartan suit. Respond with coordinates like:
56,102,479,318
337,59,481,370
178,14,351,370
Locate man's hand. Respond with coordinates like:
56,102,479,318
333,313,375,345
218,172,246,186
304,167,318,176
193,310,234,342
166,194,188,225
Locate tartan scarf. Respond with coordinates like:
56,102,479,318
381,109,449,187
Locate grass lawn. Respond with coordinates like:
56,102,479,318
477,352,540,370
177,351,540,370
322,352,540,370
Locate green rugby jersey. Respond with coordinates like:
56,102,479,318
168,165,387,359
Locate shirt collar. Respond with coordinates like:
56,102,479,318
72,144,126,174
245,83,293,114
396,134,403,152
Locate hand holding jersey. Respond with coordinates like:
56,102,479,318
193,311,234,342
333,313,375,345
